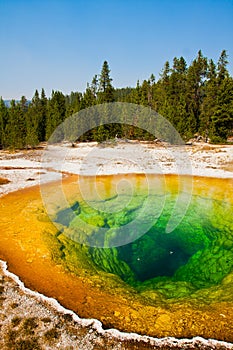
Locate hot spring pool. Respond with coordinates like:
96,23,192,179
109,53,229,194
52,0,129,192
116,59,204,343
1,174,233,340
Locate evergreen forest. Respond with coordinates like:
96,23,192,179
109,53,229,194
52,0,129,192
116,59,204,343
1,50,233,149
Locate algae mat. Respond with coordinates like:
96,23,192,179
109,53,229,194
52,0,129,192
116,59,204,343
0,174,233,341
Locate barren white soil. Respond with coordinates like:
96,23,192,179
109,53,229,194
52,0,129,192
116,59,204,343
1,141,233,197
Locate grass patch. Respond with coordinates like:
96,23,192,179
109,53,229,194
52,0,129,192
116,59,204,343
44,327,60,342
15,338,41,350
5,329,17,345
5,319,41,350
41,317,51,323
22,317,38,335
8,338,41,350
11,316,22,327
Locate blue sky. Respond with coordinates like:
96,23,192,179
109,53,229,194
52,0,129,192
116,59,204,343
0,0,233,100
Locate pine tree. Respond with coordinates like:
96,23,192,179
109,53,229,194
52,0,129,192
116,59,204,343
156,61,171,113
1,51,232,147
217,50,229,82
82,83,97,108
148,74,156,108
46,91,66,140
160,61,170,83
0,98,8,148
140,80,150,107
98,61,114,103
24,89,48,147
211,77,233,142
167,57,187,132
206,51,233,142
131,80,142,105
5,99,27,149
25,90,40,147
200,59,217,141
39,88,47,141
18,96,28,147
65,91,82,119
90,74,99,100
186,50,208,133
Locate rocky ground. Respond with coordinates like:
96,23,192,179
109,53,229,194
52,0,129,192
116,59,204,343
1,140,233,349
1,261,232,350
1,140,233,196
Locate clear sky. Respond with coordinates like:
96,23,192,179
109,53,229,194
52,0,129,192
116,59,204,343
0,0,233,100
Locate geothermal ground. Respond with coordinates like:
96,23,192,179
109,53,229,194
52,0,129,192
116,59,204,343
1,140,233,349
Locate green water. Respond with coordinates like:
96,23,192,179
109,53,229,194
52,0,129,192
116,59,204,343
53,177,233,301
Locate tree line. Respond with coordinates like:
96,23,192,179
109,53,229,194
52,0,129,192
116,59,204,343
0,51,233,149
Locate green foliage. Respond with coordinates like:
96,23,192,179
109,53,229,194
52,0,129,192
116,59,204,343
5,99,27,149
98,60,114,103
1,51,233,149
209,77,233,142
46,90,66,140
0,97,8,147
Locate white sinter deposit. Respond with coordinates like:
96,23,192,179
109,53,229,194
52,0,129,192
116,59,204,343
1,141,233,349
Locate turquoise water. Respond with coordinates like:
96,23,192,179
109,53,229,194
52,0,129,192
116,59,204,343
54,176,233,300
